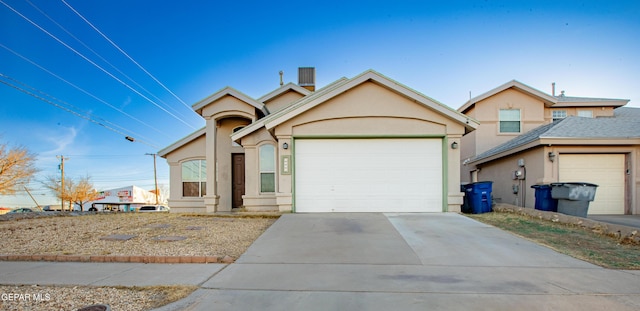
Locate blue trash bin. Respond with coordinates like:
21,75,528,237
463,181,493,214
531,184,557,212
460,183,471,213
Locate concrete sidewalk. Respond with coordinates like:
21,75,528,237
0,262,225,287
155,213,640,311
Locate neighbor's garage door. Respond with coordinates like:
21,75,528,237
559,154,625,214
294,138,442,212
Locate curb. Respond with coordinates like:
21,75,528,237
0,254,236,264
492,203,640,244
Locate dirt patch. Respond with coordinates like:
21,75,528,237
99,234,137,241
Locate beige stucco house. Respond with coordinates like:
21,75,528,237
159,69,478,213
458,80,639,215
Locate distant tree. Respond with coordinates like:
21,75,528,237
70,176,100,211
0,142,38,195
42,175,68,210
158,184,170,204
42,175,100,211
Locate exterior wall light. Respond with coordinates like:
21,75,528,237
282,142,289,150
451,142,458,149
548,152,556,162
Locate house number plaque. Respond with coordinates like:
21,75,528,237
281,155,291,175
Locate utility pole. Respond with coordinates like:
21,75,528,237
23,186,41,211
57,155,69,211
145,153,159,204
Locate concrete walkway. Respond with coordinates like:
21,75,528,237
0,262,225,287
1,213,639,310
156,213,640,311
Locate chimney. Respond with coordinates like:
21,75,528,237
552,82,556,96
298,67,315,91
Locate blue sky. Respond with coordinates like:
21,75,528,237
1,0,639,207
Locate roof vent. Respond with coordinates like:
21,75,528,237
298,67,315,91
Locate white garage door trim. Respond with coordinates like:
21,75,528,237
294,138,443,213
559,154,625,215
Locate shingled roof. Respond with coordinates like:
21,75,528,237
469,107,640,164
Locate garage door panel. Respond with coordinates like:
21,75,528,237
559,154,625,215
295,139,442,213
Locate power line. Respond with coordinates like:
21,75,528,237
60,0,195,113
22,0,190,121
0,73,159,148
0,43,166,140
0,72,158,147
0,0,196,129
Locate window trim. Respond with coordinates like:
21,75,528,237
259,144,276,193
552,110,567,122
577,110,593,118
181,159,207,198
498,109,521,133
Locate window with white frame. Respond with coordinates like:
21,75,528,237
259,144,276,192
552,110,567,122
182,160,206,197
577,110,593,118
499,109,521,133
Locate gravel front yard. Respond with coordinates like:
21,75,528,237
0,212,278,311
0,212,277,258
0,284,196,311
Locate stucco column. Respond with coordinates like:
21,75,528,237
204,118,219,212
447,135,464,212
276,136,293,212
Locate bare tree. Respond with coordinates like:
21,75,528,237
70,176,100,211
42,175,100,211
158,184,170,204
0,143,38,195
42,175,67,210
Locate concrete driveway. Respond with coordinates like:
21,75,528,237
157,213,640,311
589,215,640,229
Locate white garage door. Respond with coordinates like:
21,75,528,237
294,138,443,212
559,154,625,215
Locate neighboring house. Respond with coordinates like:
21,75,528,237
159,68,478,213
458,80,639,215
81,185,163,211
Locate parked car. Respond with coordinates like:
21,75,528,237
8,208,36,213
137,205,170,213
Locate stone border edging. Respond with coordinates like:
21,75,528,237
492,203,640,244
0,254,235,264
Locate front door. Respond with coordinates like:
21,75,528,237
232,154,245,209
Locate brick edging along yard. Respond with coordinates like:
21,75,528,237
0,254,235,264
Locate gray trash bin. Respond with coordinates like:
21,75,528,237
550,182,598,218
